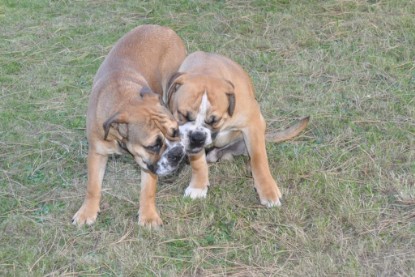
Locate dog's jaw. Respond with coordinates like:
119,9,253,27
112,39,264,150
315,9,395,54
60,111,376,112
155,140,185,176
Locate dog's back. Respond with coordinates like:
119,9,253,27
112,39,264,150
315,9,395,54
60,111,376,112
94,25,187,96
179,51,256,99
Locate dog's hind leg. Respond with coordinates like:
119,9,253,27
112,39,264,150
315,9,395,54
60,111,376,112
206,137,248,163
242,114,282,207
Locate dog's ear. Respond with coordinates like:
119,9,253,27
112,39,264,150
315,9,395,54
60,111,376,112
103,112,129,140
225,80,235,117
226,92,236,117
166,72,185,105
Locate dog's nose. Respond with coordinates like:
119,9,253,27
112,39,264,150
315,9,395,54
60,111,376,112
167,145,184,165
189,131,206,147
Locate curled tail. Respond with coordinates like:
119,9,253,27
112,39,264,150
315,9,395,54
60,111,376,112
266,116,310,143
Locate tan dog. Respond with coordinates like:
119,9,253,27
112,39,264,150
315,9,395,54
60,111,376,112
72,25,187,228
166,51,308,206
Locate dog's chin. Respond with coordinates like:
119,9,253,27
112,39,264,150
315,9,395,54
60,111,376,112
156,168,174,177
156,163,183,177
186,147,204,156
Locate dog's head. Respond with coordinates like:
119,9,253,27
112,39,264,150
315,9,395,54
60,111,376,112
103,87,184,175
166,73,235,155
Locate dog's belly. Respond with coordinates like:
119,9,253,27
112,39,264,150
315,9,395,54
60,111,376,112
213,129,243,148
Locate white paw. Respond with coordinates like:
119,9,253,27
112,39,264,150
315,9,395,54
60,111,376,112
260,198,282,208
261,199,281,208
184,186,208,199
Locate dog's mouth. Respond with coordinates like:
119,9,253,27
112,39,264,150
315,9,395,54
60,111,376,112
155,156,185,177
154,143,186,176
146,163,157,173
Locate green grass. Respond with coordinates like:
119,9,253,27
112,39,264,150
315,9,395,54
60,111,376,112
1,0,414,275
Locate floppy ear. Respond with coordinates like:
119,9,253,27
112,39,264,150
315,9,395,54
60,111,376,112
166,72,185,105
224,80,235,117
226,92,236,117
103,112,128,140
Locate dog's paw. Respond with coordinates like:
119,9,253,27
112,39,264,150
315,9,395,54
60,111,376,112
72,204,100,226
260,198,282,207
257,184,282,208
184,186,208,199
138,212,163,229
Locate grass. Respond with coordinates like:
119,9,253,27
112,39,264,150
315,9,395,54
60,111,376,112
1,0,414,275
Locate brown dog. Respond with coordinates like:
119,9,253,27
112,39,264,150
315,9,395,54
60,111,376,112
72,25,187,228
166,51,308,206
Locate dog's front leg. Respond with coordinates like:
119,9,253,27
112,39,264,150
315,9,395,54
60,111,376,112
185,151,209,199
73,150,108,226
243,117,282,207
138,170,163,228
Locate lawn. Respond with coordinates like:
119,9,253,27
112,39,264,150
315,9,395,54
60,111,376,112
0,0,414,276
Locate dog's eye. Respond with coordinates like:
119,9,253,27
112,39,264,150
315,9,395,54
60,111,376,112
145,136,163,153
205,116,219,126
178,111,194,122
146,143,161,153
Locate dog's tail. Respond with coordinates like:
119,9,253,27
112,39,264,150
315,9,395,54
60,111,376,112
266,116,310,143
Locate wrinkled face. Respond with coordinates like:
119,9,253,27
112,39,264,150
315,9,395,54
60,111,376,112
103,92,185,175
167,74,235,155
124,121,184,176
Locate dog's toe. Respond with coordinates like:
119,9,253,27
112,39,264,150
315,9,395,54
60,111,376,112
261,198,282,207
138,214,163,229
184,186,208,199
72,204,99,226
